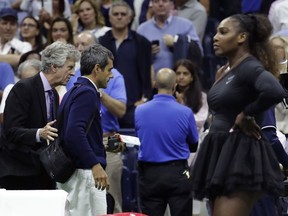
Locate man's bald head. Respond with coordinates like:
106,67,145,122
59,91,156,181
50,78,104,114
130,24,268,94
156,68,176,92
75,31,98,53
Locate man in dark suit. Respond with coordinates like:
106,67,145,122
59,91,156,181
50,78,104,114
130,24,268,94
0,41,80,190
58,44,113,216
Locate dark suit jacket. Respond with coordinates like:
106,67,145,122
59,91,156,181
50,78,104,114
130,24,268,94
0,73,59,177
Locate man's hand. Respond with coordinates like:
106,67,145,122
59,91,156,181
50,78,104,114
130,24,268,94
151,43,160,56
175,91,185,104
39,8,51,22
92,163,110,190
39,120,58,142
163,34,174,47
71,13,79,34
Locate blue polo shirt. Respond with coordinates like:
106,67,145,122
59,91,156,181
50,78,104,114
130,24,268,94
135,94,198,162
0,62,15,91
101,69,127,133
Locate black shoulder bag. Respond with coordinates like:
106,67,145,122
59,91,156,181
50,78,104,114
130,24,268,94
40,85,95,183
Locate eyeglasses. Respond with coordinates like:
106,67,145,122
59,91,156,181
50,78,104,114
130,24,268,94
21,23,37,28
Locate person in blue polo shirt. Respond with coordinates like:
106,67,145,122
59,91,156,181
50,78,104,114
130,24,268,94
135,67,198,216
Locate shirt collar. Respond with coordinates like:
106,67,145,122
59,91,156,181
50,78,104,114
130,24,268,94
40,72,53,91
153,94,176,101
81,76,101,93
152,15,173,26
110,29,134,41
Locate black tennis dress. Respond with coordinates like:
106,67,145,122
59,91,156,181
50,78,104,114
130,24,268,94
192,56,287,200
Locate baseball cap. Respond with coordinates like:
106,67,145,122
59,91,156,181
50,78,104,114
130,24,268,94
0,8,18,20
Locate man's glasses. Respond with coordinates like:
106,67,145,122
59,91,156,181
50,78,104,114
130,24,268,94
21,23,37,28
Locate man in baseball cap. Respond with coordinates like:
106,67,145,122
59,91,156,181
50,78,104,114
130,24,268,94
0,7,31,68
0,7,18,20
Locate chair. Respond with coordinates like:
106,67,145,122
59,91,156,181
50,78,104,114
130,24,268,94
121,146,141,212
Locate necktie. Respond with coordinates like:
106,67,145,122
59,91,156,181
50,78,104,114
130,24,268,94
47,89,54,122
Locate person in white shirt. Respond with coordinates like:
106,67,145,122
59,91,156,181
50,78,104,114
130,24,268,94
0,7,32,68
20,0,71,21
268,0,288,33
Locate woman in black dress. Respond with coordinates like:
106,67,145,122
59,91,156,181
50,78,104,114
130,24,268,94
192,13,287,216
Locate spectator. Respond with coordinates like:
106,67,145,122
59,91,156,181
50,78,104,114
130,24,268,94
71,0,110,38
137,0,202,74
173,59,209,216
67,30,97,74
19,15,43,53
0,7,32,68
18,50,41,68
99,0,152,128
46,17,74,46
269,0,288,33
174,59,208,133
45,16,75,99
20,0,71,26
271,35,288,138
175,0,207,41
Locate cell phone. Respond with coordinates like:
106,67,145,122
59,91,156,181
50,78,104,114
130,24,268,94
151,40,159,46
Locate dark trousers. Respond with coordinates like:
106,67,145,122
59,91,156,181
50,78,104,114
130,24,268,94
0,173,56,190
119,105,135,129
138,160,193,216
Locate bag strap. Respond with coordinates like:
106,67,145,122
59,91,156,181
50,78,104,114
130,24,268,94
85,113,95,134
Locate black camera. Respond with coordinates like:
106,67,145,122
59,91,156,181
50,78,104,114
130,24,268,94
106,134,126,152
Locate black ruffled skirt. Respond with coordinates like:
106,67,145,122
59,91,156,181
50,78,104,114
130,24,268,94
191,130,284,200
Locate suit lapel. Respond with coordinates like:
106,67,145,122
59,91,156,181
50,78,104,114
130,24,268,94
52,88,59,121
34,74,47,123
